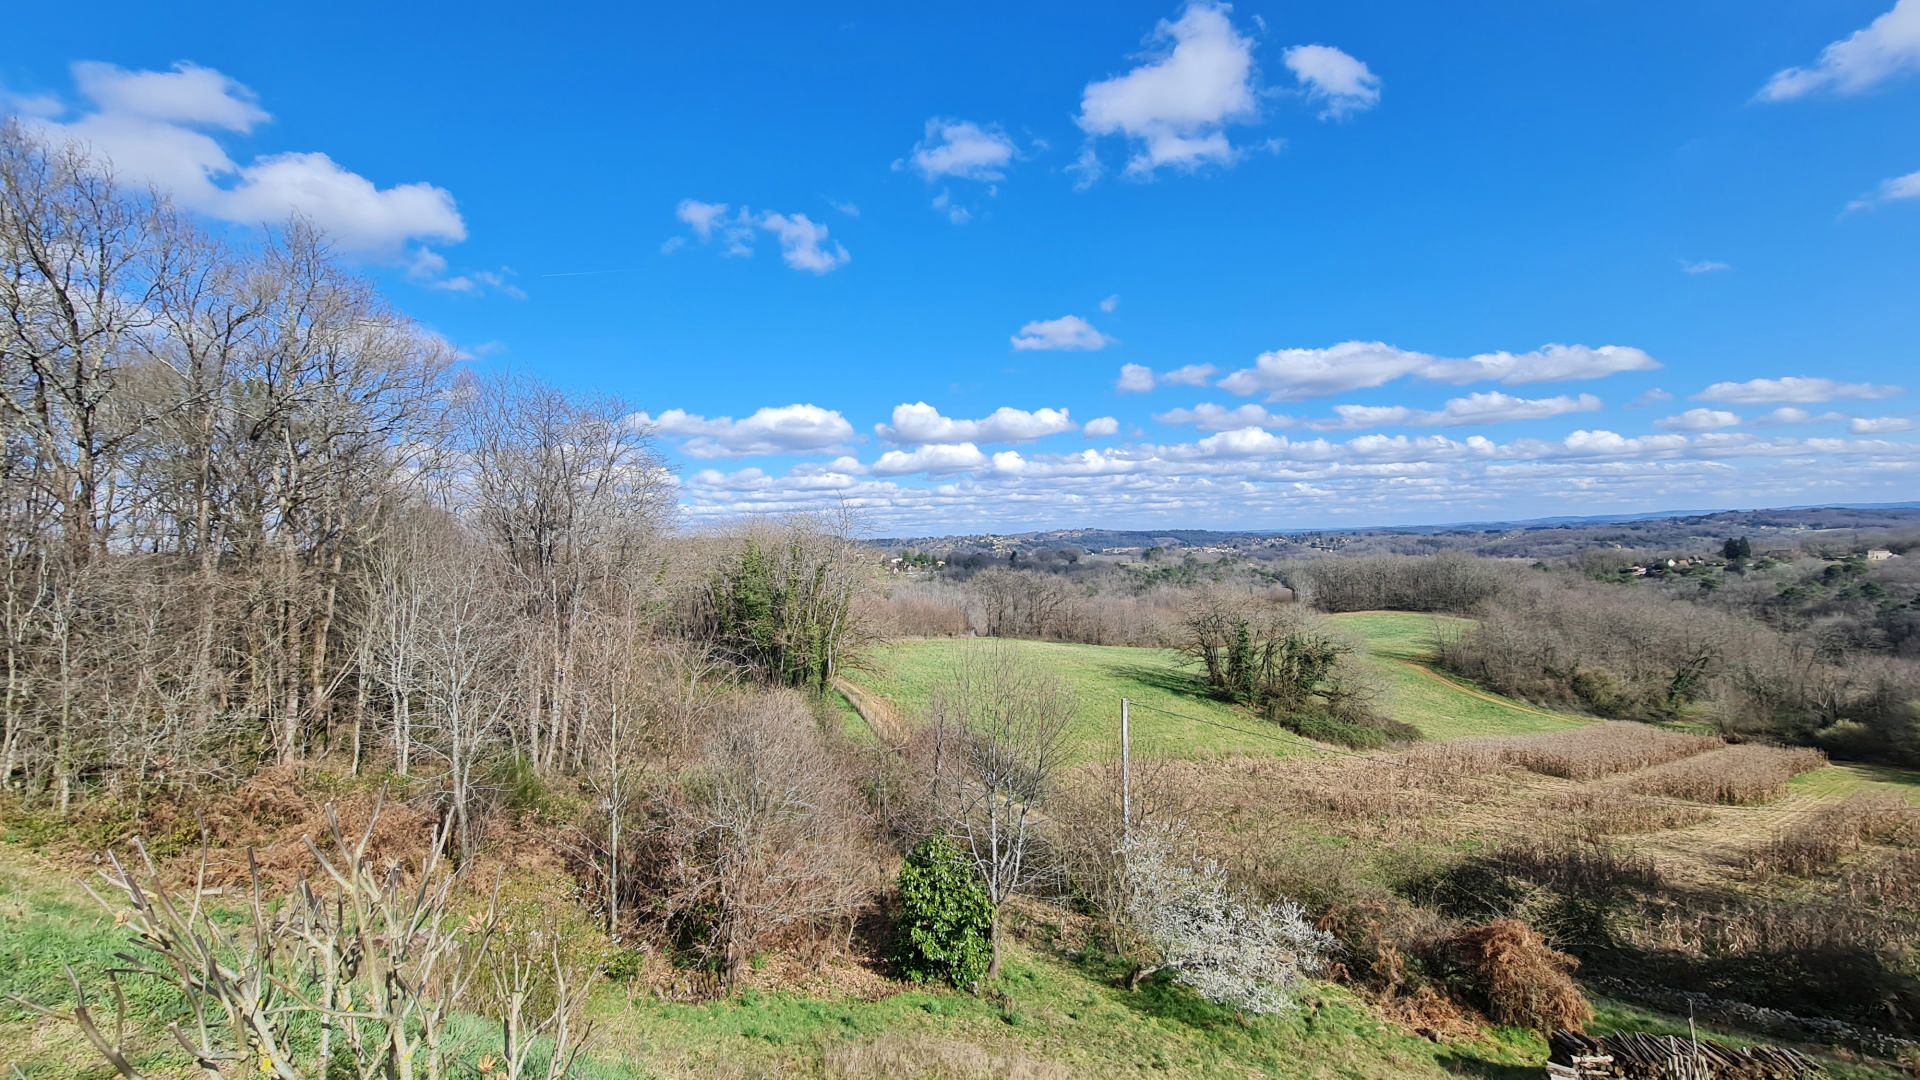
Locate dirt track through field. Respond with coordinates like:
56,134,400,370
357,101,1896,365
835,677,907,746
1399,661,1573,721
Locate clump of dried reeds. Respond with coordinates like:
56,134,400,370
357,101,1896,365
1551,787,1712,837
1620,744,1827,806
1746,791,1920,877
1455,722,1720,782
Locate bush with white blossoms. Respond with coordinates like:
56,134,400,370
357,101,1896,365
1121,824,1333,1014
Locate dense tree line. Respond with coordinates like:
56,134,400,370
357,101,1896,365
1437,573,1920,763
0,124,892,827
1286,552,1507,614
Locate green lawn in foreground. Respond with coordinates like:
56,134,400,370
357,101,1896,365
0,844,1550,1080
845,638,1294,763
1329,611,1588,740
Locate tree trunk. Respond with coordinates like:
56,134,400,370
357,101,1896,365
986,909,1002,980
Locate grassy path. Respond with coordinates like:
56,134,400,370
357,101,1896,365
1327,611,1587,740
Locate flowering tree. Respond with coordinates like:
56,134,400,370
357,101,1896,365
1121,824,1332,1014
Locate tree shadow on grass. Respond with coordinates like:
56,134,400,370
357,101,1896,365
1433,1053,1540,1079
1067,949,1246,1033
1106,662,1221,704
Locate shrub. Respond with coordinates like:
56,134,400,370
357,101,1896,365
1434,578,1735,724
1320,897,1450,999
1443,920,1591,1032
660,691,880,985
1120,824,1332,1014
488,751,559,818
897,836,994,989
1292,553,1505,614
1278,705,1421,750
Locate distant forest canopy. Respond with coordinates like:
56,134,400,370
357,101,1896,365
870,505,1920,566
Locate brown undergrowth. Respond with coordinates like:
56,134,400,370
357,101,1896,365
1117,721,1920,1041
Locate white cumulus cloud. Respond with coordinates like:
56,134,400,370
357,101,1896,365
871,442,989,476
1083,416,1120,437
1117,363,1157,392
1282,44,1381,120
1155,402,1295,431
1758,0,1920,101
1217,342,1657,401
71,60,268,132
637,404,855,458
1696,377,1904,404
877,402,1075,444
1846,168,1920,213
27,61,465,260
1011,314,1114,351
1559,430,1689,457
1117,362,1217,392
669,201,850,273
1851,416,1916,433
1076,1,1260,178
1317,391,1604,430
904,118,1016,181
1425,345,1661,386
758,211,851,274
1656,408,1742,431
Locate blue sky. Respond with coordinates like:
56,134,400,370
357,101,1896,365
4,1,1917,533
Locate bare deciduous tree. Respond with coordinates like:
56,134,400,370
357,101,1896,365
926,646,1075,977
663,690,878,986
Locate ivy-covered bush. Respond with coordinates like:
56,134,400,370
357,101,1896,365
897,835,993,989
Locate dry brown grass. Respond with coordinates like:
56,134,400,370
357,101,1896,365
1455,722,1720,781
1832,847,1920,912
1147,756,1464,847
1746,791,1920,878
192,772,437,887
1550,786,1713,836
1393,740,1511,779
1620,744,1828,806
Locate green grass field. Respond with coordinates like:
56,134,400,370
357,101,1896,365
842,614,1591,761
1327,612,1588,740
844,637,1300,762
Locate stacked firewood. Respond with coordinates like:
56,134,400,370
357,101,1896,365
1547,1030,1821,1079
